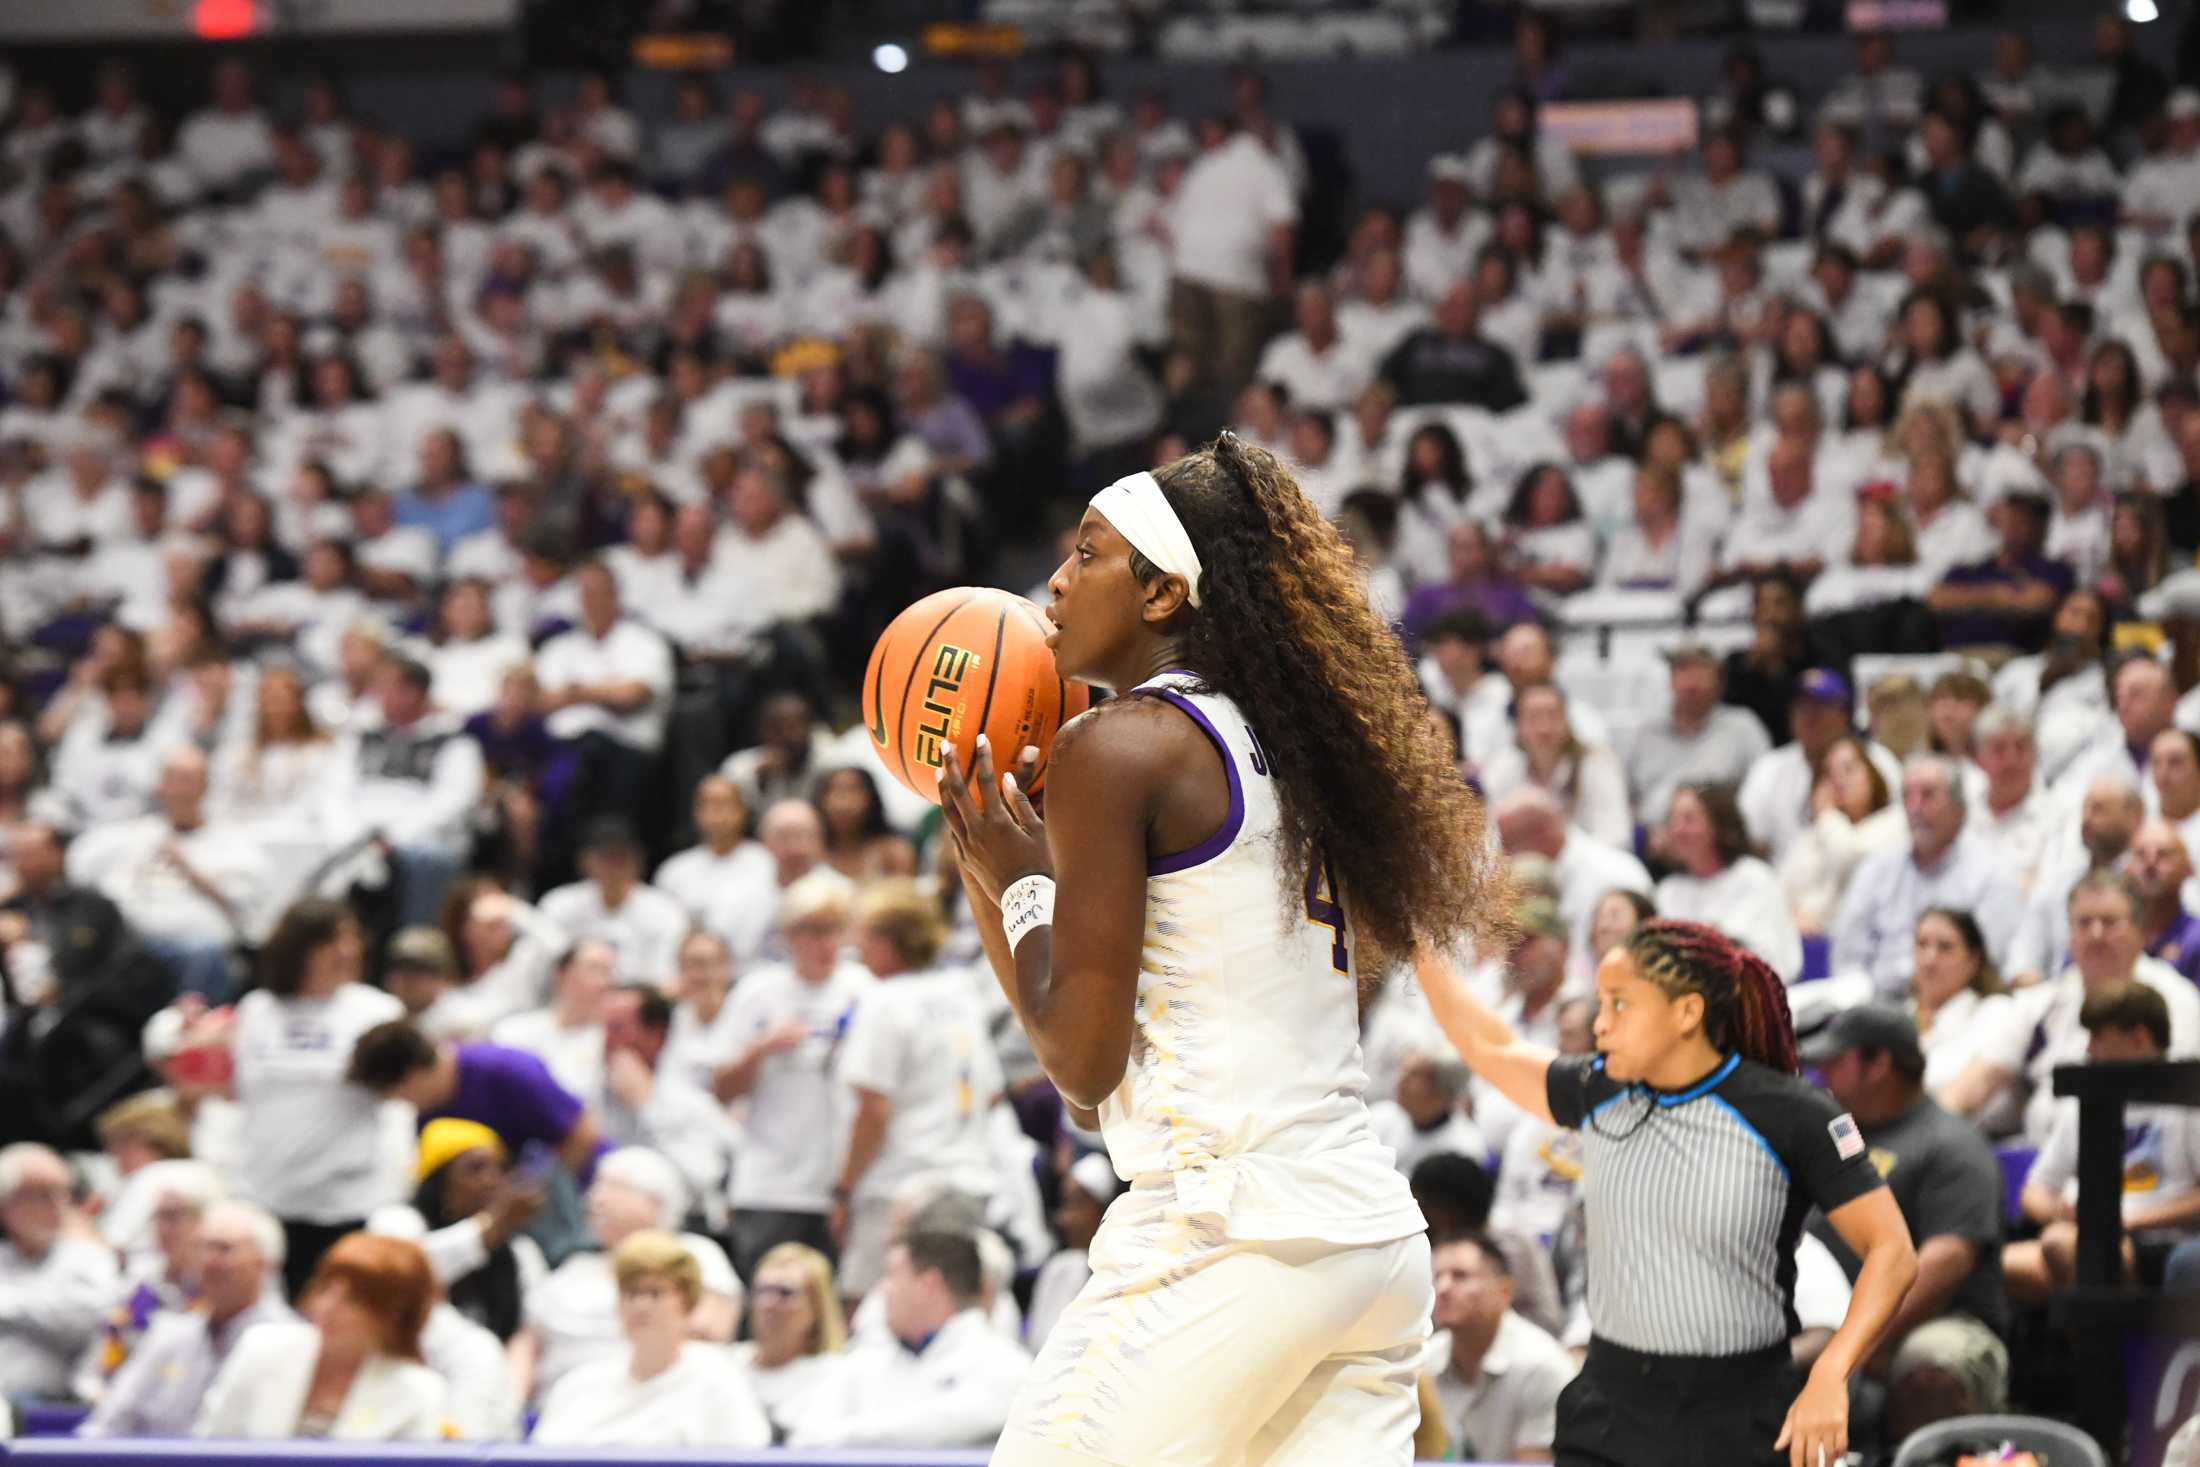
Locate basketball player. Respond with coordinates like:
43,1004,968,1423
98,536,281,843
938,432,1507,1467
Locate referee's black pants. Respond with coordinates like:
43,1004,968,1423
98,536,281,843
1555,1337,1799,1467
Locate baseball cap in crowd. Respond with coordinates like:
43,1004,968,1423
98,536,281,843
414,1117,506,1185
1798,1002,1924,1075
1794,668,1851,706
386,927,456,976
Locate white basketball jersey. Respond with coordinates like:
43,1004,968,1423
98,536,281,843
1096,671,1427,1245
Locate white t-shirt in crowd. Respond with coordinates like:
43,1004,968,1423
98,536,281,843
705,863,857,969
1254,333,1371,412
1918,988,2017,1097
177,107,275,190
727,960,876,1213
2029,1098,2200,1239
421,1301,522,1442
724,1344,842,1442
1553,830,1655,985
1792,1229,1854,1332
785,1308,1031,1449
1738,739,1905,864
1981,958,2200,1142
537,880,691,987
532,1343,771,1448
535,619,675,752
1168,134,1297,297
424,635,530,720
489,1010,607,1101
1422,1309,1579,1463
658,998,746,1098
1654,857,1805,984
523,1238,740,1405
1479,742,1635,855
0,1234,119,1398
231,984,408,1222
71,815,274,946
1718,493,1858,577
1370,1100,1490,1176
654,840,775,924
711,516,842,627
835,968,1004,1205
1489,1117,1585,1248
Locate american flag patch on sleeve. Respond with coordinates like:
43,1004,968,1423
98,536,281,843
1828,1113,1865,1160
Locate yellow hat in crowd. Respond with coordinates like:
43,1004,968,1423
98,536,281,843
415,1118,505,1185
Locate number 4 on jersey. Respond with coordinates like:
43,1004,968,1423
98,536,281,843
1304,850,1348,976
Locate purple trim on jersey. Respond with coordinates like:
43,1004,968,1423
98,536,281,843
1145,688,1245,875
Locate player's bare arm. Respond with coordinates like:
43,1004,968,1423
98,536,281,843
942,696,1221,1108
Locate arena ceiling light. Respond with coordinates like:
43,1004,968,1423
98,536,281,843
2128,0,2159,20
873,42,911,73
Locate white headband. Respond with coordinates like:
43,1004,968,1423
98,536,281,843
1091,471,1204,609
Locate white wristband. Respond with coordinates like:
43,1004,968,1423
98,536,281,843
1001,875,1056,956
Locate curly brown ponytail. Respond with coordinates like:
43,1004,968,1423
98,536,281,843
1623,919,1800,1074
1132,434,1512,972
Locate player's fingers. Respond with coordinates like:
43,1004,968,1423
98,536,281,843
937,749,976,835
1014,744,1045,815
1773,1408,1793,1454
970,734,1002,817
1001,771,1041,833
938,741,975,815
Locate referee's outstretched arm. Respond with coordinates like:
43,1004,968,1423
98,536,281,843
1413,947,1557,1123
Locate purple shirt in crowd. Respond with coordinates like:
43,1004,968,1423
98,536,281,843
2149,911,2200,985
1401,575,1542,649
424,1042,602,1177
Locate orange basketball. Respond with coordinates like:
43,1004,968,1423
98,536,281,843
861,586,1092,806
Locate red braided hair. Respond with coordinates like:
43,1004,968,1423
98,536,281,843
1622,918,1800,1075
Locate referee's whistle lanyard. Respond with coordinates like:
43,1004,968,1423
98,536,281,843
1585,1052,1740,1141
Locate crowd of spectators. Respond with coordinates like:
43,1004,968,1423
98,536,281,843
3,12,2200,1460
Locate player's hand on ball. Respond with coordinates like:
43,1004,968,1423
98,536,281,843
1775,1364,1848,1467
939,735,1048,904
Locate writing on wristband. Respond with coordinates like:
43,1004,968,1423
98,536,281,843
1002,874,1056,955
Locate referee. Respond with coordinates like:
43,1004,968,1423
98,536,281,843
1419,920,1918,1467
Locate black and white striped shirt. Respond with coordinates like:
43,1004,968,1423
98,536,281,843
1546,1052,1884,1357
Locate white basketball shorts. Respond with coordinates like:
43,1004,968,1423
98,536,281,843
990,1185,1433,1467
